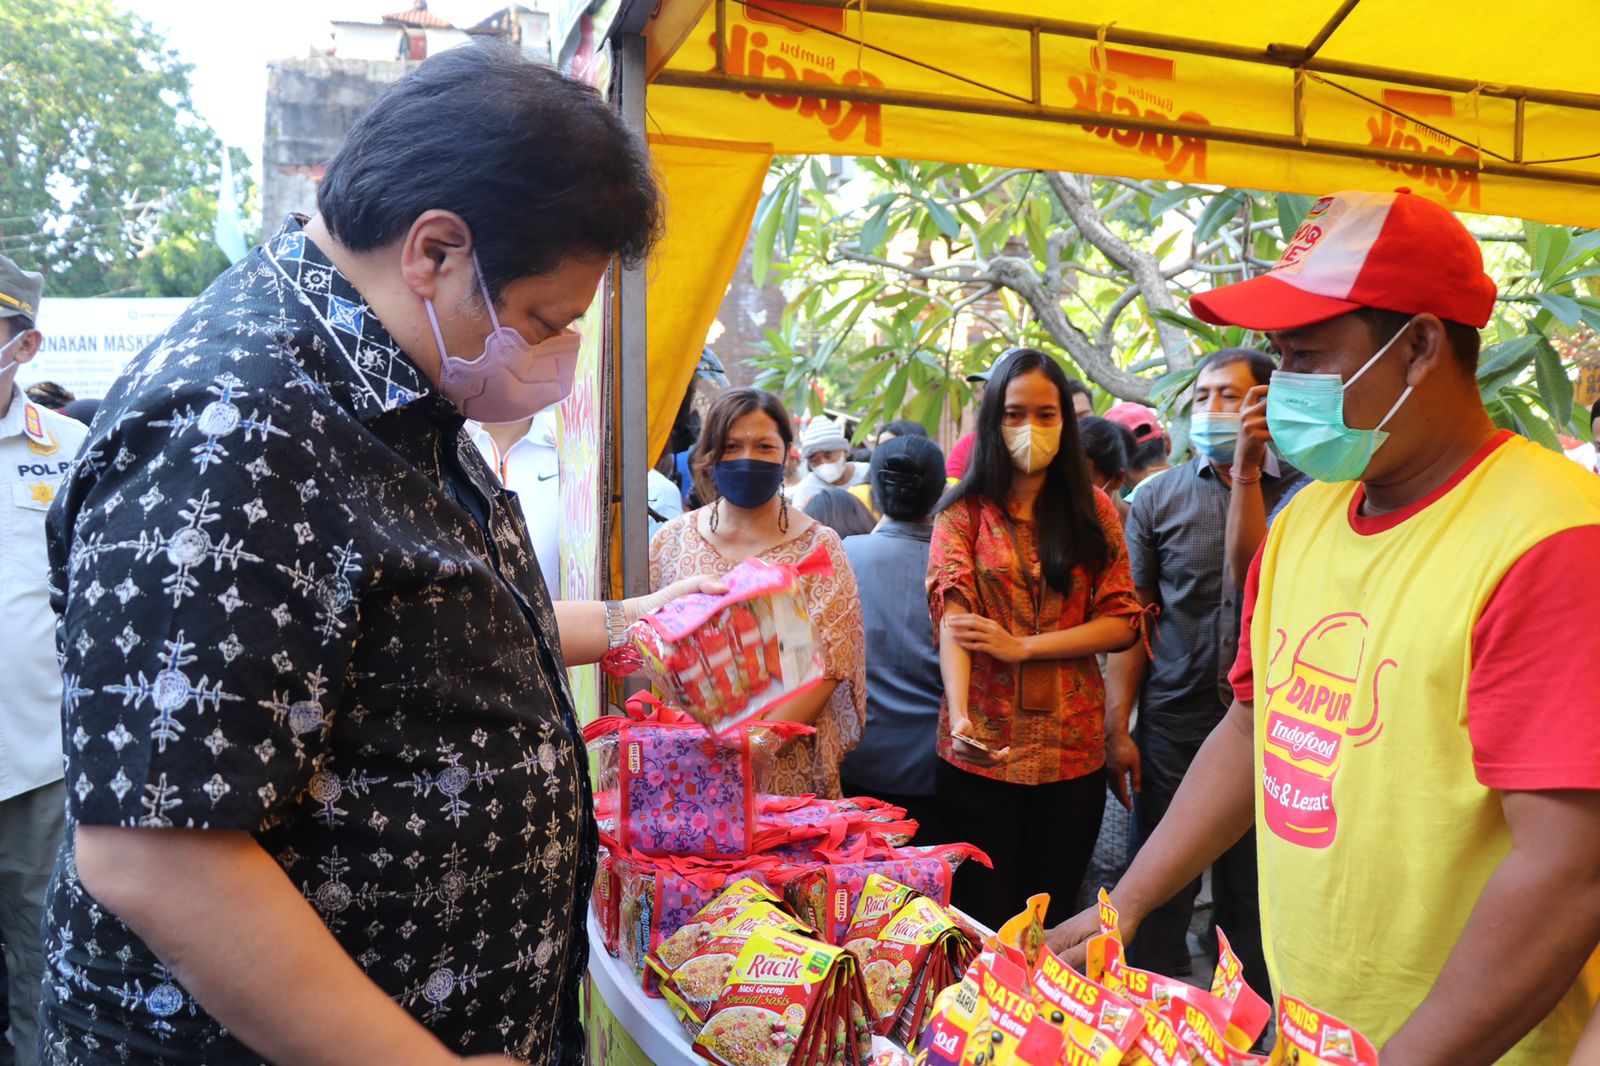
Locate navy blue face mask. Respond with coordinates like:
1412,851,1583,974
712,458,786,510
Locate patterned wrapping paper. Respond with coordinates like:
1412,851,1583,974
585,697,814,859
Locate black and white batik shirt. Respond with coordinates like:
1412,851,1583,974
41,216,595,1065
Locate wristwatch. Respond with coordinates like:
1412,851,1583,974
604,600,629,649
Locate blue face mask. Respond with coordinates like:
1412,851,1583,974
712,458,786,510
1266,317,1417,483
1190,411,1240,464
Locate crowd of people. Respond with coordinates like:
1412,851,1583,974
2,39,1600,1066
630,346,1298,958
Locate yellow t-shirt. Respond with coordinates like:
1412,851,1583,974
847,481,877,519
1248,433,1600,1061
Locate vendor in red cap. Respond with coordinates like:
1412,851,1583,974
1050,189,1600,1064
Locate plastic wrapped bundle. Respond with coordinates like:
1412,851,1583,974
614,854,794,996
603,547,833,734
784,843,991,946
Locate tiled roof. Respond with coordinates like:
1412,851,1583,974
382,2,453,29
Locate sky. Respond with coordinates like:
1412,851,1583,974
121,1,524,184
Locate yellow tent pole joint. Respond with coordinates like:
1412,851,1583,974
1029,26,1041,106
1279,0,1362,65
1515,96,1526,165
1293,68,1308,146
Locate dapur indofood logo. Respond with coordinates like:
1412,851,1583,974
1067,46,1211,179
1275,195,1337,272
711,20,884,146
1259,612,1392,849
1366,89,1482,209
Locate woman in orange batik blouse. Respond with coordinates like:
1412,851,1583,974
929,348,1144,929
650,387,866,800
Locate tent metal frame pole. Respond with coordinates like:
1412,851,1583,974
653,69,1600,191
617,33,652,614
734,0,1600,113
1294,0,1362,63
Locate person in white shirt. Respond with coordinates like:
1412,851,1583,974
0,254,88,1066
470,410,563,598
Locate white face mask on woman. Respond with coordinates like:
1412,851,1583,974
1001,422,1061,473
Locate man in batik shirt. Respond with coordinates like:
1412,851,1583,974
41,45,697,1066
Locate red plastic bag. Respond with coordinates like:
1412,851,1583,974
753,796,918,862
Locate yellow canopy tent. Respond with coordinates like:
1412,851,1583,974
635,0,1600,463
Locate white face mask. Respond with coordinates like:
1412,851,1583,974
813,459,848,484
1001,422,1062,473
0,332,23,377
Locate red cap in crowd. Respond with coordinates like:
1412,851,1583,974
1103,402,1164,445
1189,189,1498,331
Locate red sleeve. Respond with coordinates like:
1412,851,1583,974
1469,525,1600,791
927,500,979,630
946,433,976,479
1227,542,1266,705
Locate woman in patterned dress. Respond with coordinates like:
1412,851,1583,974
650,388,866,799
928,349,1145,929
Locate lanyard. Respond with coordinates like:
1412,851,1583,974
1000,509,1044,636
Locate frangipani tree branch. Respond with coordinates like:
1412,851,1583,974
1045,171,1195,374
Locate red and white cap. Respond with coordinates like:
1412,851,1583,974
1103,401,1164,444
1190,189,1497,331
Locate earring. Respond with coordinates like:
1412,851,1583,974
778,493,789,534
710,497,721,534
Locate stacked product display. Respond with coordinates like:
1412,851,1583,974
587,549,1378,1065
584,691,991,999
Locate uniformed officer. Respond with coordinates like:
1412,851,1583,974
0,254,86,1066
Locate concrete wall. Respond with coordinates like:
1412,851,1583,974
332,24,406,61
262,56,415,227
424,28,473,53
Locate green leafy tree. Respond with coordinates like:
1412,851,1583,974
0,0,255,296
751,159,1594,452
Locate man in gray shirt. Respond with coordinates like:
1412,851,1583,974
838,435,948,839
1105,349,1296,993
